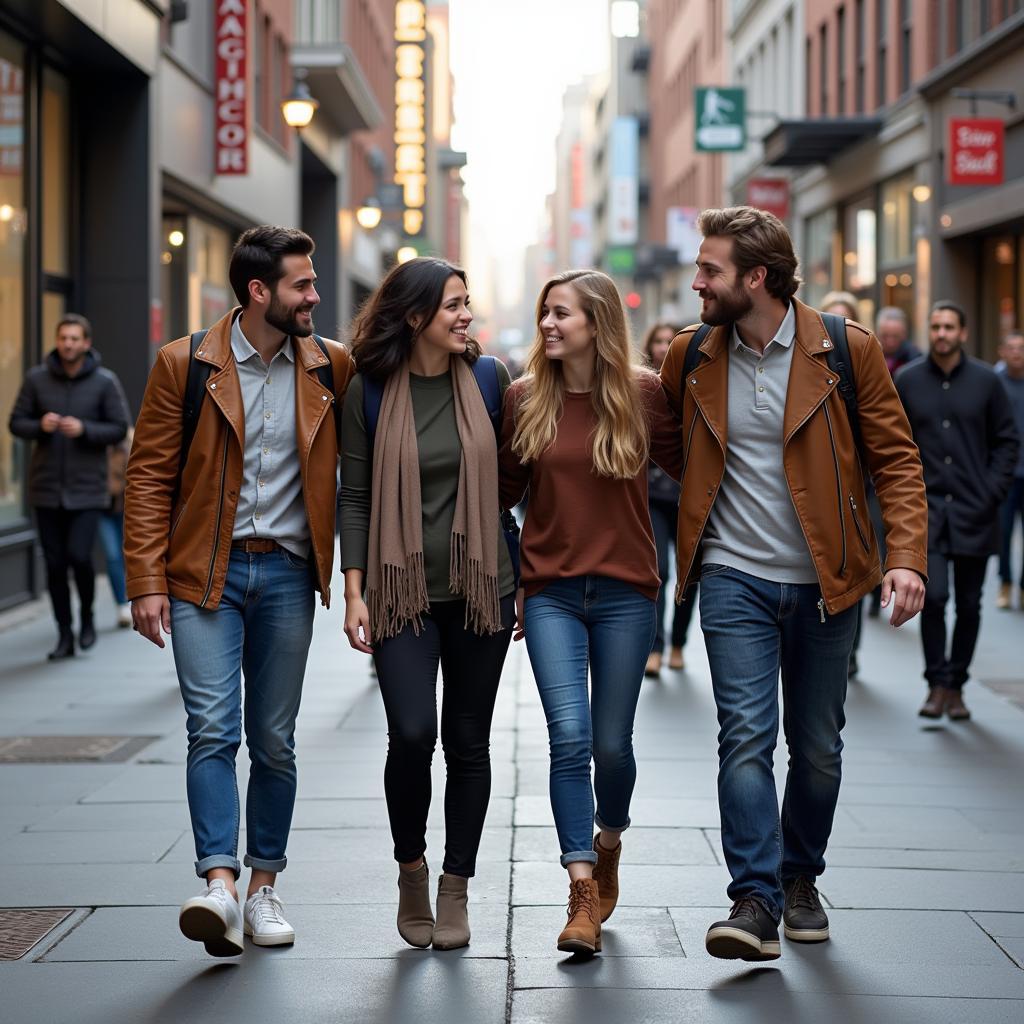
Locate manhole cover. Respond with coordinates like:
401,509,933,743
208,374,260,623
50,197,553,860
0,909,73,960
0,736,159,763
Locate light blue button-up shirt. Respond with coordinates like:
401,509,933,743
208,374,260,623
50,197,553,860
230,314,309,558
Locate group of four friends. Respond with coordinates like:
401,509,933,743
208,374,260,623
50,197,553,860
122,206,930,962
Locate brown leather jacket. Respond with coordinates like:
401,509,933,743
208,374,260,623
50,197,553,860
124,309,353,609
660,298,927,614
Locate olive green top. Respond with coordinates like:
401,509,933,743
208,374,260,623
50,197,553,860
340,364,515,603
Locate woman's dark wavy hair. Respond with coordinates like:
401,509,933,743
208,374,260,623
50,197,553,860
350,257,480,381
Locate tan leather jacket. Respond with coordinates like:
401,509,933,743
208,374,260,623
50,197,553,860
660,298,927,614
124,309,353,609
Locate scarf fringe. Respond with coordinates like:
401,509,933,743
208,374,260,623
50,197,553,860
368,552,429,640
450,532,502,635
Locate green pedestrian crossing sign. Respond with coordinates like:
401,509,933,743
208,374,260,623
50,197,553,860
695,87,746,152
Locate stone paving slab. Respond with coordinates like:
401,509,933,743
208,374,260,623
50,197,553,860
0,829,184,865
42,903,511,961
820,866,1024,911
511,989,1024,1024
511,906,684,958
514,794,722,829
511,825,720,866
2,958,510,1024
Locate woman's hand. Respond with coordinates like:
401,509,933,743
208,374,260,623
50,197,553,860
513,587,525,642
344,595,373,653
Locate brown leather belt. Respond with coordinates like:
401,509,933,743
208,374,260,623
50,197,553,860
231,538,284,554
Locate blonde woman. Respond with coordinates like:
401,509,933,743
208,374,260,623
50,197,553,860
500,270,682,956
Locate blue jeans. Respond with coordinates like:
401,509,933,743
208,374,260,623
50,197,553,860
525,576,656,866
97,511,127,605
699,564,857,921
170,548,315,878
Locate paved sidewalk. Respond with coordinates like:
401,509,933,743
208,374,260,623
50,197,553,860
1,579,1023,1023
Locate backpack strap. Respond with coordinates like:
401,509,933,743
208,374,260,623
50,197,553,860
820,312,864,466
470,355,503,433
174,329,211,508
679,323,713,398
311,335,343,442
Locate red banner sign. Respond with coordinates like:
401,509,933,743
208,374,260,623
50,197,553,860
948,118,1004,186
747,178,790,220
215,0,248,176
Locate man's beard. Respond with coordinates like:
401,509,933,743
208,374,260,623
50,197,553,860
699,283,753,326
265,292,315,337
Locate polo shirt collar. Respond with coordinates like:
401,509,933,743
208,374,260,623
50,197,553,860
731,302,796,354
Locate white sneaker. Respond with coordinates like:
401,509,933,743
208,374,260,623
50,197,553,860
117,604,132,628
179,878,243,956
244,885,295,946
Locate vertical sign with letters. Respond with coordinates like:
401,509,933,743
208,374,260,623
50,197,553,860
395,1,427,237
215,0,248,176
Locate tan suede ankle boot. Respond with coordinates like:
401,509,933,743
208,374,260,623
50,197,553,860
396,860,434,948
557,877,602,955
593,834,621,922
432,874,470,950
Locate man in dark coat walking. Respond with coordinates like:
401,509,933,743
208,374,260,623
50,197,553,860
9,314,130,658
895,301,1019,720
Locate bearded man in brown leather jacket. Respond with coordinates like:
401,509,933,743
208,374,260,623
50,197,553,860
124,226,352,956
659,207,927,964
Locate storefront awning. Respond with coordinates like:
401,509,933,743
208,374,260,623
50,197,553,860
763,118,883,167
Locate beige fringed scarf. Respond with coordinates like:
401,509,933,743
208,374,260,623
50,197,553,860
366,357,502,639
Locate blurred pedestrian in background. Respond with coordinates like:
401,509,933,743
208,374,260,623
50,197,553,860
8,314,129,659
99,429,133,628
642,321,694,676
126,226,352,956
996,330,1024,610
876,306,921,377
820,291,859,322
340,257,515,952
896,302,1019,721
500,270,682,957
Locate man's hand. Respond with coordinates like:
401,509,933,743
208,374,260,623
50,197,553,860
880,568,925,628
40,412,61,434
132,595,171,648
58,416,84,438
512,587,525,642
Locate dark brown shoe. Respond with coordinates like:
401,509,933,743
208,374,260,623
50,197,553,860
945,690,971,721
918,687,947,719
592,835,621,922
557,877,601,956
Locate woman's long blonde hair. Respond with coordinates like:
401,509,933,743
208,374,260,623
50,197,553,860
511,269,649,479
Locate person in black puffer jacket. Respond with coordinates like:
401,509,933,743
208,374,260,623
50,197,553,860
9,314,130,659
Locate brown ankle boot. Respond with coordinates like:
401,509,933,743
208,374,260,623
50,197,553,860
945,689,971,721
592,834,621,922
432,874,470,950
557,877,602,955
918,687,947,719
396,861,434,948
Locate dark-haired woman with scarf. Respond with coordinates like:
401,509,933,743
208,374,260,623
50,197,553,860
340,257,515,951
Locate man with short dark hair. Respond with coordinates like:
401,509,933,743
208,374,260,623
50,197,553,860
996,331,1024,610
661,206,927,962
124,226,353,956
896,303,1019,720
9,314,130,659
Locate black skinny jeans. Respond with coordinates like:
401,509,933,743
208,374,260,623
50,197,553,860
373,595,514,877
35,507,102,633
649,499,695,653
921,550,989,691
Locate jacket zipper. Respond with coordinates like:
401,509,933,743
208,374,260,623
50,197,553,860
849,494,871,552
200,431,230,608
822,402,847,578
681,408,699,478
169,501,187,540
817,598,826,624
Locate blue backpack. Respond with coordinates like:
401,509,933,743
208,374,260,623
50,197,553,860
362,355,521,587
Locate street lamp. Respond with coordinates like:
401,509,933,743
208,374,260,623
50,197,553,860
356,198,382,230
281,73,318,129
397,246,418,264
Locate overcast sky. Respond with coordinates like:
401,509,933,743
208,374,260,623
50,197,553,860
449,1,610,315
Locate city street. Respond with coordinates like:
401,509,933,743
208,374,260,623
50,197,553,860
1,574,1023,1024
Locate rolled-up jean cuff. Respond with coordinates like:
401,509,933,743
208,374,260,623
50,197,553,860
195,855,241,880
244,854,287,873
594,812,630,834
560,850,598,868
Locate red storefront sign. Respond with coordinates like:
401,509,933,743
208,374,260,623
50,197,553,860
215,0,248,176
746,178,790,220
948,118,1004,186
